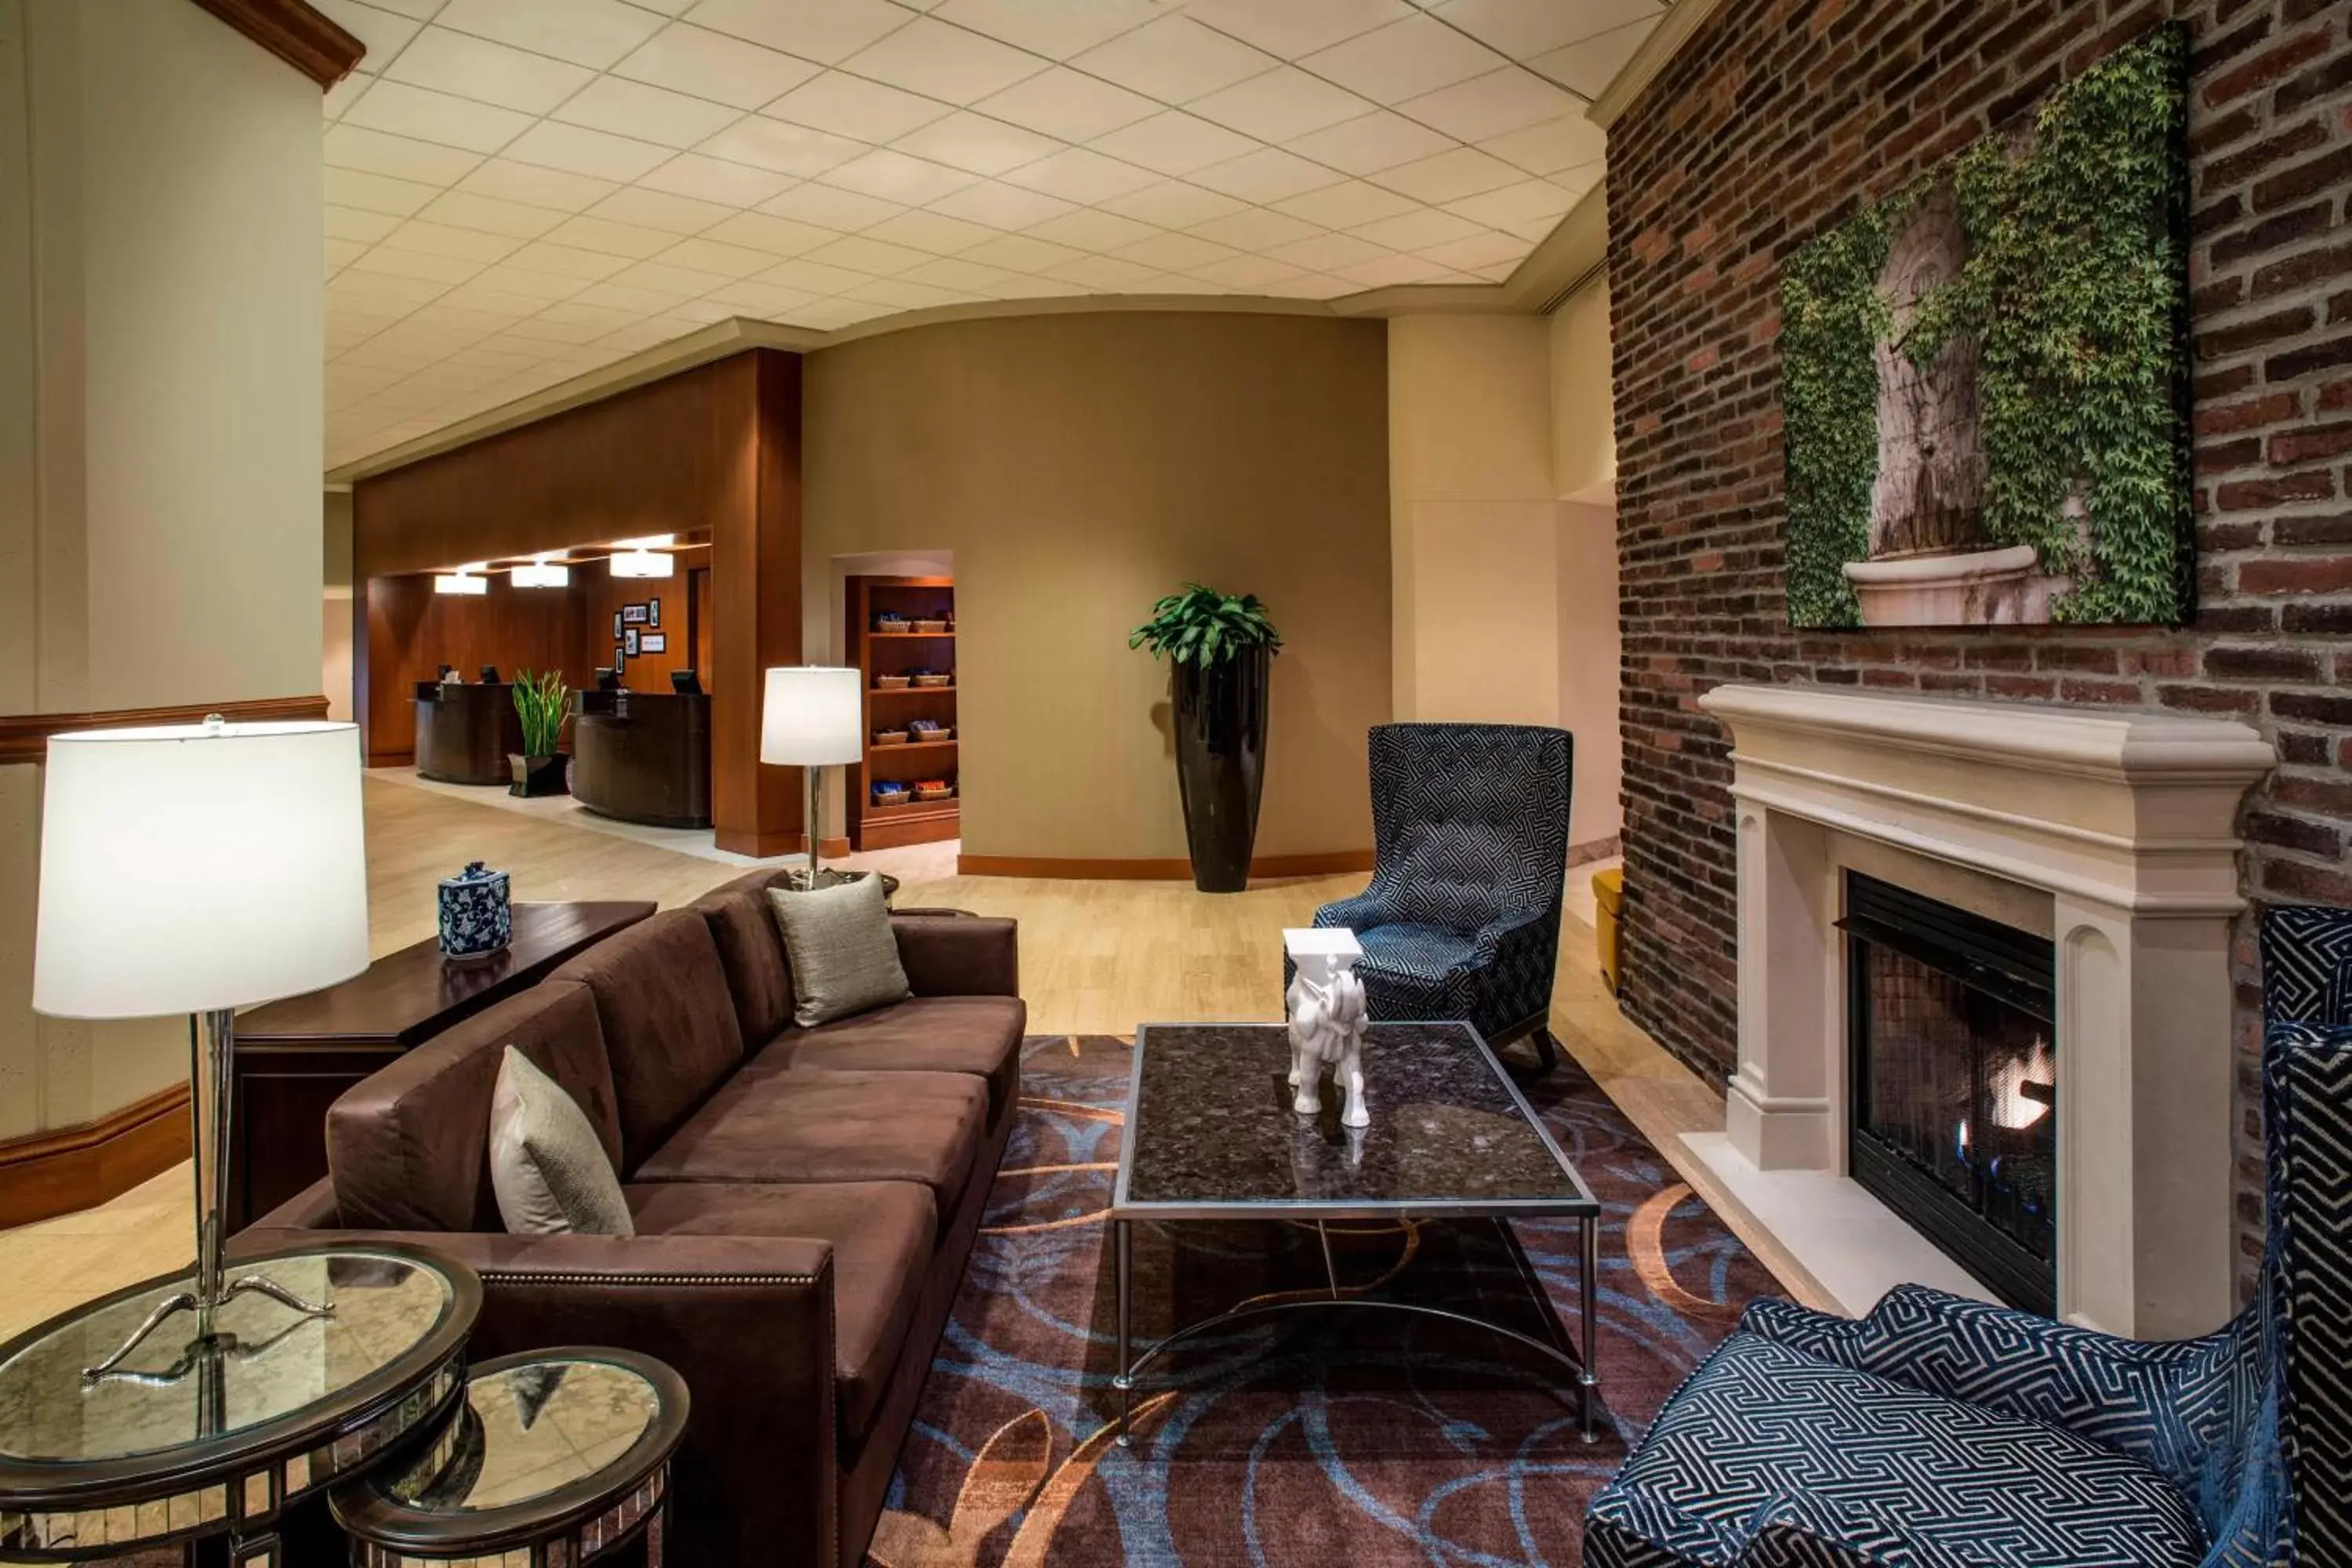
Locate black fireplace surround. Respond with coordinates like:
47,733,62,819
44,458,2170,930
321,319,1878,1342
1841,873,2057,1316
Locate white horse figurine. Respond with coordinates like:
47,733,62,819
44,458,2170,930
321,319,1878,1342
1284,930,1370,1129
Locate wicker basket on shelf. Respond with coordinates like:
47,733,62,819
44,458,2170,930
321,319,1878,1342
873,729,909,746
913,619,949,633
875,673,911,690
873,786,911,807
911,672,951,688
914,782,956,802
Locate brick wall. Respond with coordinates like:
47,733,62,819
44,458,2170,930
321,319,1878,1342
1608,0,2352,1288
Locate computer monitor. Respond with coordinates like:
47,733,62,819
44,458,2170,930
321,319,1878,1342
670,669,702,695
478,664,499,684
595,667,620,692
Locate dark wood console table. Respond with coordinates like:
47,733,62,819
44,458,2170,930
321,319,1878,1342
226,901,656,1229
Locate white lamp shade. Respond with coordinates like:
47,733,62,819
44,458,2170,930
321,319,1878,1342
760,666,863,766
33,720,371,1018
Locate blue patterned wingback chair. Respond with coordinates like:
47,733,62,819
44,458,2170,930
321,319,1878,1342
1584,905,2352,1568
1290,723,1573,1071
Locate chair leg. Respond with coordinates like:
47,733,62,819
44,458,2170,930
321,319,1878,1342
1529,1029,1560,1074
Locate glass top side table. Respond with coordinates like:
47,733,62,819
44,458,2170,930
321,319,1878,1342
333,1348,688,1568
0,1245,480,1565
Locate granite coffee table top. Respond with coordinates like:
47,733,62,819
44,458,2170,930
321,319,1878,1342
1112,1022,1599,1221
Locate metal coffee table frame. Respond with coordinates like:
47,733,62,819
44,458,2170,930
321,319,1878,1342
1108,1022,1604,1447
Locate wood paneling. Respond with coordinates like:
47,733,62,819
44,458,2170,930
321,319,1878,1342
361,573,579,766
956,850,1374,880
183,0,364,87
0,695,330,765
0,1083,191,1231
582,554,702,692
713,350,805,856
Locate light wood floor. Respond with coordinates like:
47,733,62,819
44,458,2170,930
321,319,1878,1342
0,779,1824,1342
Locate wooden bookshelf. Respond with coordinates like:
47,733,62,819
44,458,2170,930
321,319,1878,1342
846,574,959,850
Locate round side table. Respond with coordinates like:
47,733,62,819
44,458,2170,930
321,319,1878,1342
332,1349,687,1568
0,1244,480,1566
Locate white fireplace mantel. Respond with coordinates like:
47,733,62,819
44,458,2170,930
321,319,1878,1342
1691,684,2274,1338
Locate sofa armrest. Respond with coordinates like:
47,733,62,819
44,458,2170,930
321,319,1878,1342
893,913,1018,997
251,1175,341,1231
1312,890,1392,933
231,1227,842,1568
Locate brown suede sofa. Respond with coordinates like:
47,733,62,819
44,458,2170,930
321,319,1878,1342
234,868,1023,1568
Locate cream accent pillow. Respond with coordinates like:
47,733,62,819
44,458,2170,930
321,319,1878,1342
489,1046,634,1237
766,874,911,1027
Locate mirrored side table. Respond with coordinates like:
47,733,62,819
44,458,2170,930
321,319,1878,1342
0,1245,480,1566
332,1349,687,1568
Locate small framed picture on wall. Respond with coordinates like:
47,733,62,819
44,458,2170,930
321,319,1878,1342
613,648,626,680
624,628,641,656
612,611,623,639
641,632,666,653
648,597,662,628
622,603,649,625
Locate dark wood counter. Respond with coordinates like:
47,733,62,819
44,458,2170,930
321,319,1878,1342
415,680,522,785
227,900,656,1228
572,689,713,828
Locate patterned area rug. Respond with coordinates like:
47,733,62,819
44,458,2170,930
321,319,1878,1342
869,1035,1784,1568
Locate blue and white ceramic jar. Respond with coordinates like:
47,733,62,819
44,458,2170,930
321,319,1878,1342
439,861,511,962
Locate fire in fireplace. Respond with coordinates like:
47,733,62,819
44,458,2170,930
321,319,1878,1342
1841,872,2057,1316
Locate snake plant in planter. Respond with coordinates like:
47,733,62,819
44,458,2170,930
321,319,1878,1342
1131,586,1281,892
509,669,571,798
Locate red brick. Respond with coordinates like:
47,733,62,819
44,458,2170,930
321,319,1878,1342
2201,27,2335,107
2196,391,2303,434
2273,421,2352,463
2215,470,2338,510
2239,554,2352,593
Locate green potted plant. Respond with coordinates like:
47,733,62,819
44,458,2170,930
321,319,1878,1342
509,669,571,797
1131,585,1280,892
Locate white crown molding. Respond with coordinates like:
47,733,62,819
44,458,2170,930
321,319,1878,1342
1590,0,1727,129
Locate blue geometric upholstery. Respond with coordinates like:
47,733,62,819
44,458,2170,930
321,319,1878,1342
1587,904,2352,1568
2261,904,2352,1025
1289,724,1573,1060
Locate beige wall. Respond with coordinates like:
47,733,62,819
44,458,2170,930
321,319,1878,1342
1551,278,1621,848
1552,278,1617,504
802,312,1391,863
325,491,354,720
0,0,327,1136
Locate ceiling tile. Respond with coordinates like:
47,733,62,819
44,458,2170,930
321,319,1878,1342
325,124,481,183
988,273,1090,298
1499,211,1566,243
804,234,935,276
757,256,878,294
324,70,372,119
1186,147,1345,202
1365,144,1519,201
1187,205,1319,249
1442,175,1574,227
1177,0,1411,58
1023,207,1159,252
758,181,905,230
838,16,1045,104
343,78,532,153
327,204,405,241
1086,111,1254,177
468,263,593,299
821,148,979,204
434,0,665,68
504,121,673,181
703,278,818,315
700,210,837,254
1476,111,1604,175
863,209,998,254
768,72,952,143
418,189,568,236
846,276,968,309
607,258,739,294
637,152,795,205
1045,253,1160,289
312,0,423,60
1396,66,1575,142
572,278,695,312
587,186,732,234
681,0,910,66
1337,250,1461,285
382,26,593,114
1528,20,1651,98
891,111,1063,175
1071,16,1276,103
697,116,867,177
350,245,485,285
613,23,819,110
1267,230,1389,270
959,232,1084,273
924,179,1076,229
655,236,779,277
902,254,1022,291
1417,228,1526,269
1300,14,1504,103
325,166,443,216
1112,230,1237,271
1189,252,1307,287
1134,270,1225,293
975,66,1157,141
456,157,622,211
539,214,677,258
503,241,632,280
931,0,1163,60
1350,206,1479,249
552,77,742,148
1281,109,1453,175
784,296,897,328
1098,180,1243,227
1001,147,1158,203
1189,66,1373,142
380,218,522,261
1435,0,1658,60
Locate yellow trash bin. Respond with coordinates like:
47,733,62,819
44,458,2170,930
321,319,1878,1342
1593,866,1624,995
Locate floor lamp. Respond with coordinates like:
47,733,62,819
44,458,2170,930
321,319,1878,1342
760,666,862,884
33,717,371,1380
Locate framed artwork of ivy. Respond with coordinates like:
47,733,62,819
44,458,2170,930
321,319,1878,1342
1781,26,2190,630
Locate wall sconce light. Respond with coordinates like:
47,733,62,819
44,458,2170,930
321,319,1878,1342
610,535,676,579
511,552,570,588
433,564,489,595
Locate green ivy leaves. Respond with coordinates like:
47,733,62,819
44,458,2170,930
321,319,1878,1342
1130,584,1283,666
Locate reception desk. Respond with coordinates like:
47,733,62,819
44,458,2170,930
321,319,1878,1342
572,690,712,828
414,681,521,786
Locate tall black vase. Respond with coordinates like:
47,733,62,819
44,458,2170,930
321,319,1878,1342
1171,646,1268,893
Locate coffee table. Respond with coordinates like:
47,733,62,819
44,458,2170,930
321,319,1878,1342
1109,1021,1604,1445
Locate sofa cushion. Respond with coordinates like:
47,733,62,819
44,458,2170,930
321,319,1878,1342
490,1047,634,1237
691,872,797,1049
764,996,1025,1129
766,877,910,1027
552,909,746,1171
633,1068,984,1216
622,1180,934,1442
328,982,620,1232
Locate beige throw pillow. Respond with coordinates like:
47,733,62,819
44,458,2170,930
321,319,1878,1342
489,1046,634,1237
766,874,911,1027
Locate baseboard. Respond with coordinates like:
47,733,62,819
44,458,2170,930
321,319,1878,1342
1569,833,1623,866
0,1084,190,1229
957,849,1374,880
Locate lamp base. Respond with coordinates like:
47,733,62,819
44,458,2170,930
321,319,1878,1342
81,1272,335,1385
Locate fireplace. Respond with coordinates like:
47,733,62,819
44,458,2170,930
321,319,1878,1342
1842,872,2056,1315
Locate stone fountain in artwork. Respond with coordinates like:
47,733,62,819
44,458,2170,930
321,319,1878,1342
1284,928,1370,1129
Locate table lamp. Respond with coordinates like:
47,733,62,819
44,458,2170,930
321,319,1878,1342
33,717,370,1378
760,666,862,884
